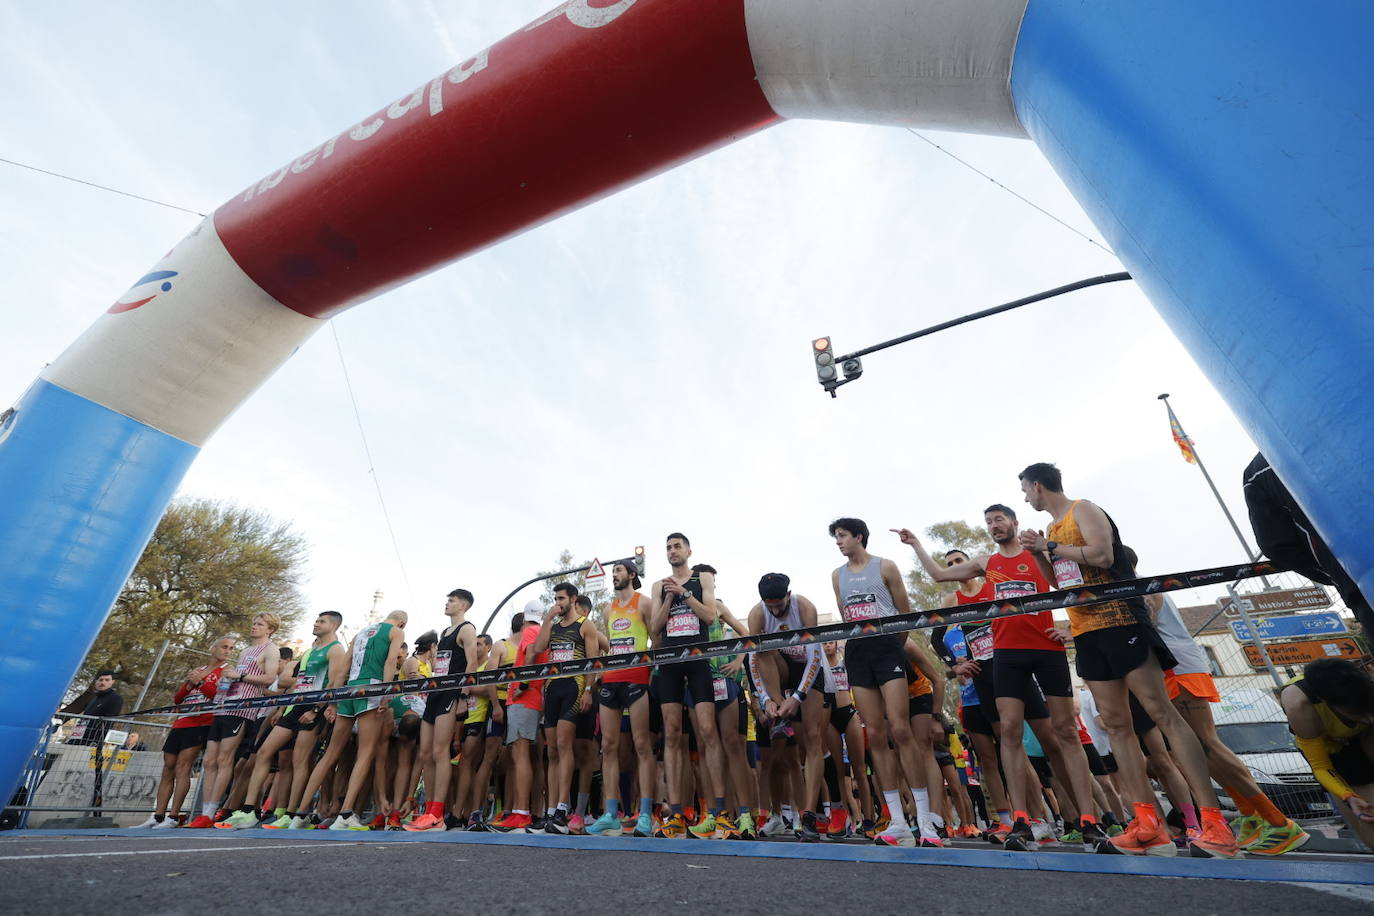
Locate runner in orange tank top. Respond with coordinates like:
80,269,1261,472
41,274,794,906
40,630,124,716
1017,461,1240,859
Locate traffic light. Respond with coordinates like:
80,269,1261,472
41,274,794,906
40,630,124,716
632,545,645,576
813,337,837,388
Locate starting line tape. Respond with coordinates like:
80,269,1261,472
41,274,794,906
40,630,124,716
133,560,1286,717
10,827,1372,885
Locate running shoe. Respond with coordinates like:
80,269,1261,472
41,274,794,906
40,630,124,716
213,808,231,824
713,814,741,841
489,812,533,834
795,811,821,843
444,813,465,830
1080,821,1109,852
329,813,366,831
185,815,214,829
826,808,850,839
131,814,162,829
587,811,624,836
1189,819,1242,859
529,815,549,834
151,816,179,829
1030,818,1057,846
1245,820,1309,857
859,818,878,840
1001,818,1036,852
568,813,587,835
759,813,788,837
1106,823,1124,837
1104,818,1177,857
288,815,314,830
653,813,688,839
634,813,654,837
688,813,718,838
404,812,448,832
875,825,917,848
737,810,757,840
545,810,571,835
385,811,402,831
874,813,890,834
1230,814,1265,848
985,820,1012,844
215,810,260,830
466,813,488,833
261,814,293,830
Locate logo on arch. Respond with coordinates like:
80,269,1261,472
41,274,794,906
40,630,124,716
109,270,178,314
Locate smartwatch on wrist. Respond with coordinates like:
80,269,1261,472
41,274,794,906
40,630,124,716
1045,540,1059,556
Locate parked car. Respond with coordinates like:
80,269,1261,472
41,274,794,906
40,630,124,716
1213,688,1335,820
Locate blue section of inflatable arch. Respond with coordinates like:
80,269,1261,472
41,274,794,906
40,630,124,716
1011,1,1374,598
0,380,197,800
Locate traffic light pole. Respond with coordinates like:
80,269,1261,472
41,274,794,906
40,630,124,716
815,272,1131,395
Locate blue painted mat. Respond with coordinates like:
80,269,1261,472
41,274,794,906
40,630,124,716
11,828,1371,885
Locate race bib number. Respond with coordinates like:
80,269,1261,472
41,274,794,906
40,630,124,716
227,665,248,697
843,592,880,621
832,665,850,692
609,636,636,653
712,677,729,702
781,644,807,660
1053,556,1085,588
433,650,452,676
667,608,699,638
995,580,1037,599
966,625,994,662
293,674,317,694
550,647,575,663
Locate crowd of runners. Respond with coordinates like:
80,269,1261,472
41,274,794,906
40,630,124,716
131,462,1374,857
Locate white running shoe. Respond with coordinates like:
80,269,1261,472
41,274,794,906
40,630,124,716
131,814,162,829
1030,819,1058,845
329,813,365,831
759,814,788,837
288,815,314,830
150,816,179,829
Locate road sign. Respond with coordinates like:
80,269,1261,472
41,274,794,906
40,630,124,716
1221,586,1331,617
583,558,604,582
1244,637,1364,668
1230,611,1347,642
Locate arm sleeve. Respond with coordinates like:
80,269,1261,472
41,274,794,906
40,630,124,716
795,644,822,698
929,626,957,667
1295,734,1357,800
747,652,772,706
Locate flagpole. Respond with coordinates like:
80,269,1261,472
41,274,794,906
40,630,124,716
1158,394,1274,588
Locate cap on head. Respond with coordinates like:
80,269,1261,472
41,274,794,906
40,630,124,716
758,573,790,600
522,599,546,623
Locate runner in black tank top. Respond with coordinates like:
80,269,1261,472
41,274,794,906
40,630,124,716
406,588,477,832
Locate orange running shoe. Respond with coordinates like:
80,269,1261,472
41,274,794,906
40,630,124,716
826,808,850,838
985,821,1012,844
1190,811,1242,859
1106,817,1177,857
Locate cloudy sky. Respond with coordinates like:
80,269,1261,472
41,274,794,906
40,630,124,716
0,1,1273,644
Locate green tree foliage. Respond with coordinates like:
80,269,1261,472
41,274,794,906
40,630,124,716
904,519,996,612
536,550,612,632
68,498,308,711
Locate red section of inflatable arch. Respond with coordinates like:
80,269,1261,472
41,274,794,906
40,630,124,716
213,0,779,320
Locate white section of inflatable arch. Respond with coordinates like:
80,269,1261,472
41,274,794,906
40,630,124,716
42,222,321,447
744,0,1029,136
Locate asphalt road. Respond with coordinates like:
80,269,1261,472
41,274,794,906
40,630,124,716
1,832,1371,916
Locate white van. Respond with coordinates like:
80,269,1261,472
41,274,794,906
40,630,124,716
1213,688,1335,819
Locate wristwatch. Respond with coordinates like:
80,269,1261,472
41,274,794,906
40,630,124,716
1045,540,1059,556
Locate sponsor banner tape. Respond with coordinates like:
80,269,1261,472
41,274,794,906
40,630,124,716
134,560,1284,716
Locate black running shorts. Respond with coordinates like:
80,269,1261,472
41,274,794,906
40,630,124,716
1074,622,1177,682
844,635,908,690
993,648,1073,700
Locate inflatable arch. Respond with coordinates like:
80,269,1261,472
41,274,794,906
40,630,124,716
1,0,1371,800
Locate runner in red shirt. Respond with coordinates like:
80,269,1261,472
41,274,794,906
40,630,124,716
895,504,1104,852
133,636,234,828
489,601,549,834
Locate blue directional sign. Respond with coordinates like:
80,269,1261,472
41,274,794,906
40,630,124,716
1230,612,1348,642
